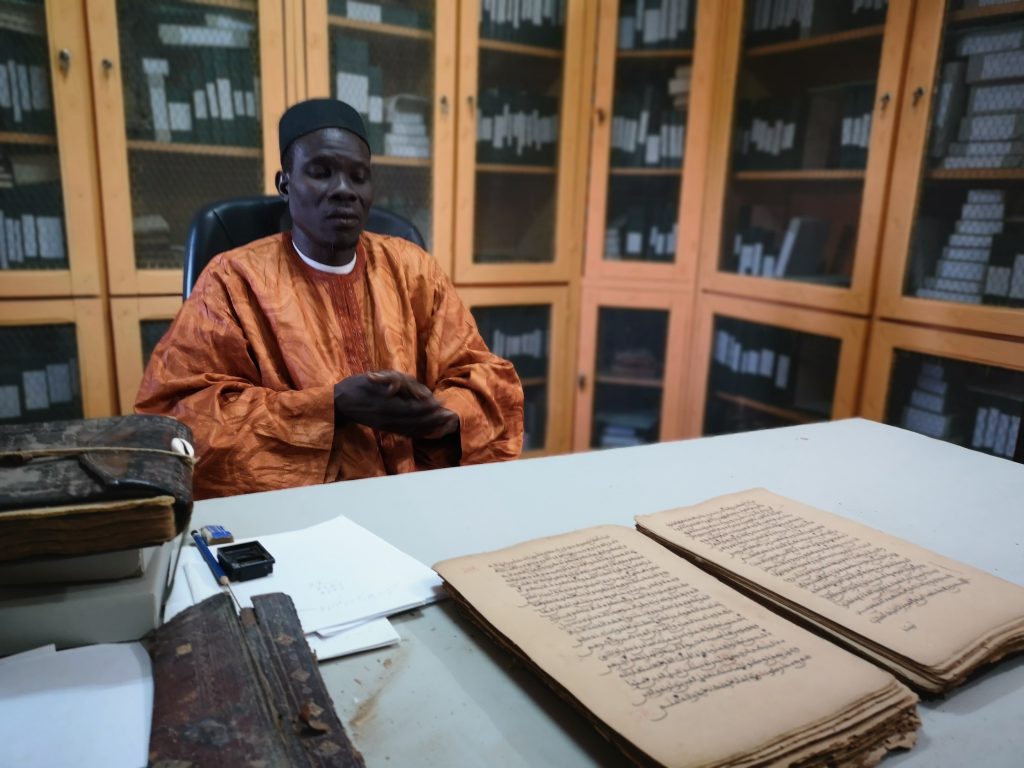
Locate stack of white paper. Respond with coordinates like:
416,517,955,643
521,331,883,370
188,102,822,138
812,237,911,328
165,515,444,662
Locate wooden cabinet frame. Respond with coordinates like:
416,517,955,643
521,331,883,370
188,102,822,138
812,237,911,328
682,292,868,437
875,0,1024,338
573,279,692,451
582,0,721,288
86,0,287,296
861,320,1024,423
459,285,575,457
302,0,458,276
110,295,181,413
695,0,914,315
2,0,105,297
0,298,115,417
453,0,589,284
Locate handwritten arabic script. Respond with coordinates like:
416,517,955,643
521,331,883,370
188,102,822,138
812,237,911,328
490,534,810,716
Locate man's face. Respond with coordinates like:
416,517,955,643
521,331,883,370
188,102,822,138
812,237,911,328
278,127,373,254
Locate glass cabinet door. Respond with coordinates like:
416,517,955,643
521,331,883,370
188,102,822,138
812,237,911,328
316,0,454,270
700,0,909,313
0,299,114,423
454,0,585,283
862,320,1024,463
584,0,710,284
878,0,1024,338
684,293,866,437
575,284,690,450
110,296,180,413
461,286,571,456
88,0,285,295
1,0,102,296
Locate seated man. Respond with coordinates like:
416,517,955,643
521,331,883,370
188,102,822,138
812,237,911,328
136,99,524,499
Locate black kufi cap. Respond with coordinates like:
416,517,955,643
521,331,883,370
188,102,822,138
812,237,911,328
278,98,370,160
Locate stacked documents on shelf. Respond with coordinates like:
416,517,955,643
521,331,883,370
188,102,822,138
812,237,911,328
480,0,565,48
166,514,444,662
746,0,888,45
329,0,429,30
914,189,1024,307
617,0,696,50
969,386,1022,459
899,357,966,441
122,4,260,146
932,22,1024,169
476,88,558,164
0,1,54,135
0,152,66,270
384,94,430,158
610,80,686,168
605,203,678,261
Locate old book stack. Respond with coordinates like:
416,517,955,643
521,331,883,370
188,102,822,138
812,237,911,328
617,0,697,50
0,324,80,424
476,88,559,165
933,22,1024,170
0,415,195,655
436,488,1024,767
969,384,1023,459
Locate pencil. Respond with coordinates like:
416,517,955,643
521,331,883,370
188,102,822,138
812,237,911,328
191,529,230,586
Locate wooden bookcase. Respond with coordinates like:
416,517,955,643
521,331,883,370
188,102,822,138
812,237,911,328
875,0,1024,339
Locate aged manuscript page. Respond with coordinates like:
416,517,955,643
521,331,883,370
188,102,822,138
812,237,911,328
636,489,1024,688
435,525,917,768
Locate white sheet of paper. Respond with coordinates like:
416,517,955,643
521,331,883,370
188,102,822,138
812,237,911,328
0,643,152,768
306,617,400,662
200,515,444,633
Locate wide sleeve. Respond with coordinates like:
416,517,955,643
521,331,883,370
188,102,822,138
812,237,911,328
420,263,524,465
134,268,336,499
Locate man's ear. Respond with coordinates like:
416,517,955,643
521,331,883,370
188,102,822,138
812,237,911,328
275,170,289,200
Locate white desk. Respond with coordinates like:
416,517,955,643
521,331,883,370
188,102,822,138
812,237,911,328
192,418,1024,767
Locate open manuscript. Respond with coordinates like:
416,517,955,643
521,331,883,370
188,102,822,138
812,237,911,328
636,489,1024,696
435,522,920,767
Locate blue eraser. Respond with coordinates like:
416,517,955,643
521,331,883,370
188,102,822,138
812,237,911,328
200,525,234,545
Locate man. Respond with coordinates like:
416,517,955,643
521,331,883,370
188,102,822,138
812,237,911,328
136,99,524,499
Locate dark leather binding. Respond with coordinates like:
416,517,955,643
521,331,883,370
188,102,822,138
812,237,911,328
0,415,194,532
147,592,365,767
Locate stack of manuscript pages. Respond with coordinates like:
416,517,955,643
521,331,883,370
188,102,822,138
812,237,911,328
435,521,920,767
636,489,1024,696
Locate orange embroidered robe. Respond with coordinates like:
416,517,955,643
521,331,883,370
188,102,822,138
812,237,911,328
136,232,524,499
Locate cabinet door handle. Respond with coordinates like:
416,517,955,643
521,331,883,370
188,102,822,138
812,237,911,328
578,373,586,391
596,107,606,124
878,92,890,111
58,48,71,73
440,95,449,115
467,94,475,109
102,58,115,74
911,86,925,107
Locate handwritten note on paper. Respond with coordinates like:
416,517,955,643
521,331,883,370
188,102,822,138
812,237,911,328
665,498,970,625
489,533,812,715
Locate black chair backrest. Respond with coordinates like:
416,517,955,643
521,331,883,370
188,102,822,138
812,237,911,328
183,196,426,299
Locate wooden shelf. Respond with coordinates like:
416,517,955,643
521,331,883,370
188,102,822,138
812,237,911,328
733,169,866,181
476,162,557,174
616,48,693,60
479,38,563,59
0,131,56,146
950,1,1024,25
594,374,663,388
374,154,431,168
127,140,260,159
185,0,257,11
328,15,433,41
928,168,1024,182
712,391,819,424
520,377,547,387
746,25,885,58
609,166,682,176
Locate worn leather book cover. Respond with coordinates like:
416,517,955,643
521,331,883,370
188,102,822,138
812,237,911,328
147,592,364,768
0,415,194,562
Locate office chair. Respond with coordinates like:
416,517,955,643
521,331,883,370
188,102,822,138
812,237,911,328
183,196,426,299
